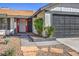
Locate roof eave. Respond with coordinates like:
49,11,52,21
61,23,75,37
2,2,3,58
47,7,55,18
32,3,58,17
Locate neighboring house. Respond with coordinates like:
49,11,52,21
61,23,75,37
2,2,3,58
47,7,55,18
33,3,79,38
0,8,34,35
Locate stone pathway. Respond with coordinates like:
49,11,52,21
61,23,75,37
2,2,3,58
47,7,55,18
20,35,71,56
21,44,73,56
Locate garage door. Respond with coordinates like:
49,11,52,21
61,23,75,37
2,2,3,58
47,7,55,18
53,14,79,38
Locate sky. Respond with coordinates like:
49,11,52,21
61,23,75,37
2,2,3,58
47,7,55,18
0,3,48,11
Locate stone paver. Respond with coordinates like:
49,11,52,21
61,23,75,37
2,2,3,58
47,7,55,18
21,40,60,46
40,47,49,53
21,46,39,56
50,48,63,54
21,46,39,52
23,52,37,56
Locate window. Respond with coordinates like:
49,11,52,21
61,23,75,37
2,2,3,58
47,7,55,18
0,18,10,30
0,18,6,30
7,18,10,30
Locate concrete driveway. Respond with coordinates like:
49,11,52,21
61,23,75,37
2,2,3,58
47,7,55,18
57,38,79,52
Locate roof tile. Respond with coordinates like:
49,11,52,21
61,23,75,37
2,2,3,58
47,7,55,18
0,8,34,16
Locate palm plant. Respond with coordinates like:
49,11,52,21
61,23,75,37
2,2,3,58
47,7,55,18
44,26,55,38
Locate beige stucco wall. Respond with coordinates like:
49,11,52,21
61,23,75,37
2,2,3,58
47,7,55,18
36,10,45,19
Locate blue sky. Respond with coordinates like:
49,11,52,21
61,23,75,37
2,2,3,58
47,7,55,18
0,3,48,10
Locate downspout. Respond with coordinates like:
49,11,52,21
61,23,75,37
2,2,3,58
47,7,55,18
42,10,46,37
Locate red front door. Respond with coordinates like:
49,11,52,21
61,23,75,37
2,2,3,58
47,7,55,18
26,19,28,32
16,18,20,32
16,18,29,33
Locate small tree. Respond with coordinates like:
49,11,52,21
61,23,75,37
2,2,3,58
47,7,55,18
34,18,43,36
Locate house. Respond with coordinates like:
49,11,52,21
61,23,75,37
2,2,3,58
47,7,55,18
33,3,79,38
0,8,34,35
1,3,79,38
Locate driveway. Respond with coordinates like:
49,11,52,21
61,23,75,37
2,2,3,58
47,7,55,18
57,38,79,52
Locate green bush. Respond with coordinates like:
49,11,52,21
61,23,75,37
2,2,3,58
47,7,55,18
44,26,55,37
1,48,15,56
34,18,43,36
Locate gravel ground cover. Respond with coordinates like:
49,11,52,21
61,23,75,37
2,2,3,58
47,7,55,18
0,36,23,56
0,35,78,56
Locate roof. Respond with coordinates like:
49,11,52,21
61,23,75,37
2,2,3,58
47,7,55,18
33,3,58,17
0,8,34,16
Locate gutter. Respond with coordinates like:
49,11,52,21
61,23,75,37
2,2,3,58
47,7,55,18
0,14,7,18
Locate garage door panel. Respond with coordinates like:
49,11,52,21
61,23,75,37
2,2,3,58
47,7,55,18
53,14,79,38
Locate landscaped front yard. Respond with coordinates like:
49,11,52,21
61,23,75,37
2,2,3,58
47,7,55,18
0,35,79,56
21,35,79,56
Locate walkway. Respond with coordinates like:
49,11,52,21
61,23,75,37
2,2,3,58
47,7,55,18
19,34,72,56
15,33,78,56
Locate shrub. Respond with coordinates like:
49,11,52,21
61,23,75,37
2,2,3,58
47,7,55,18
34,18,43,36
44,26,55,37
1,48,15,56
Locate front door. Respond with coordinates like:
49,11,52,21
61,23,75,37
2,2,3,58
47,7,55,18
19,19,26,32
